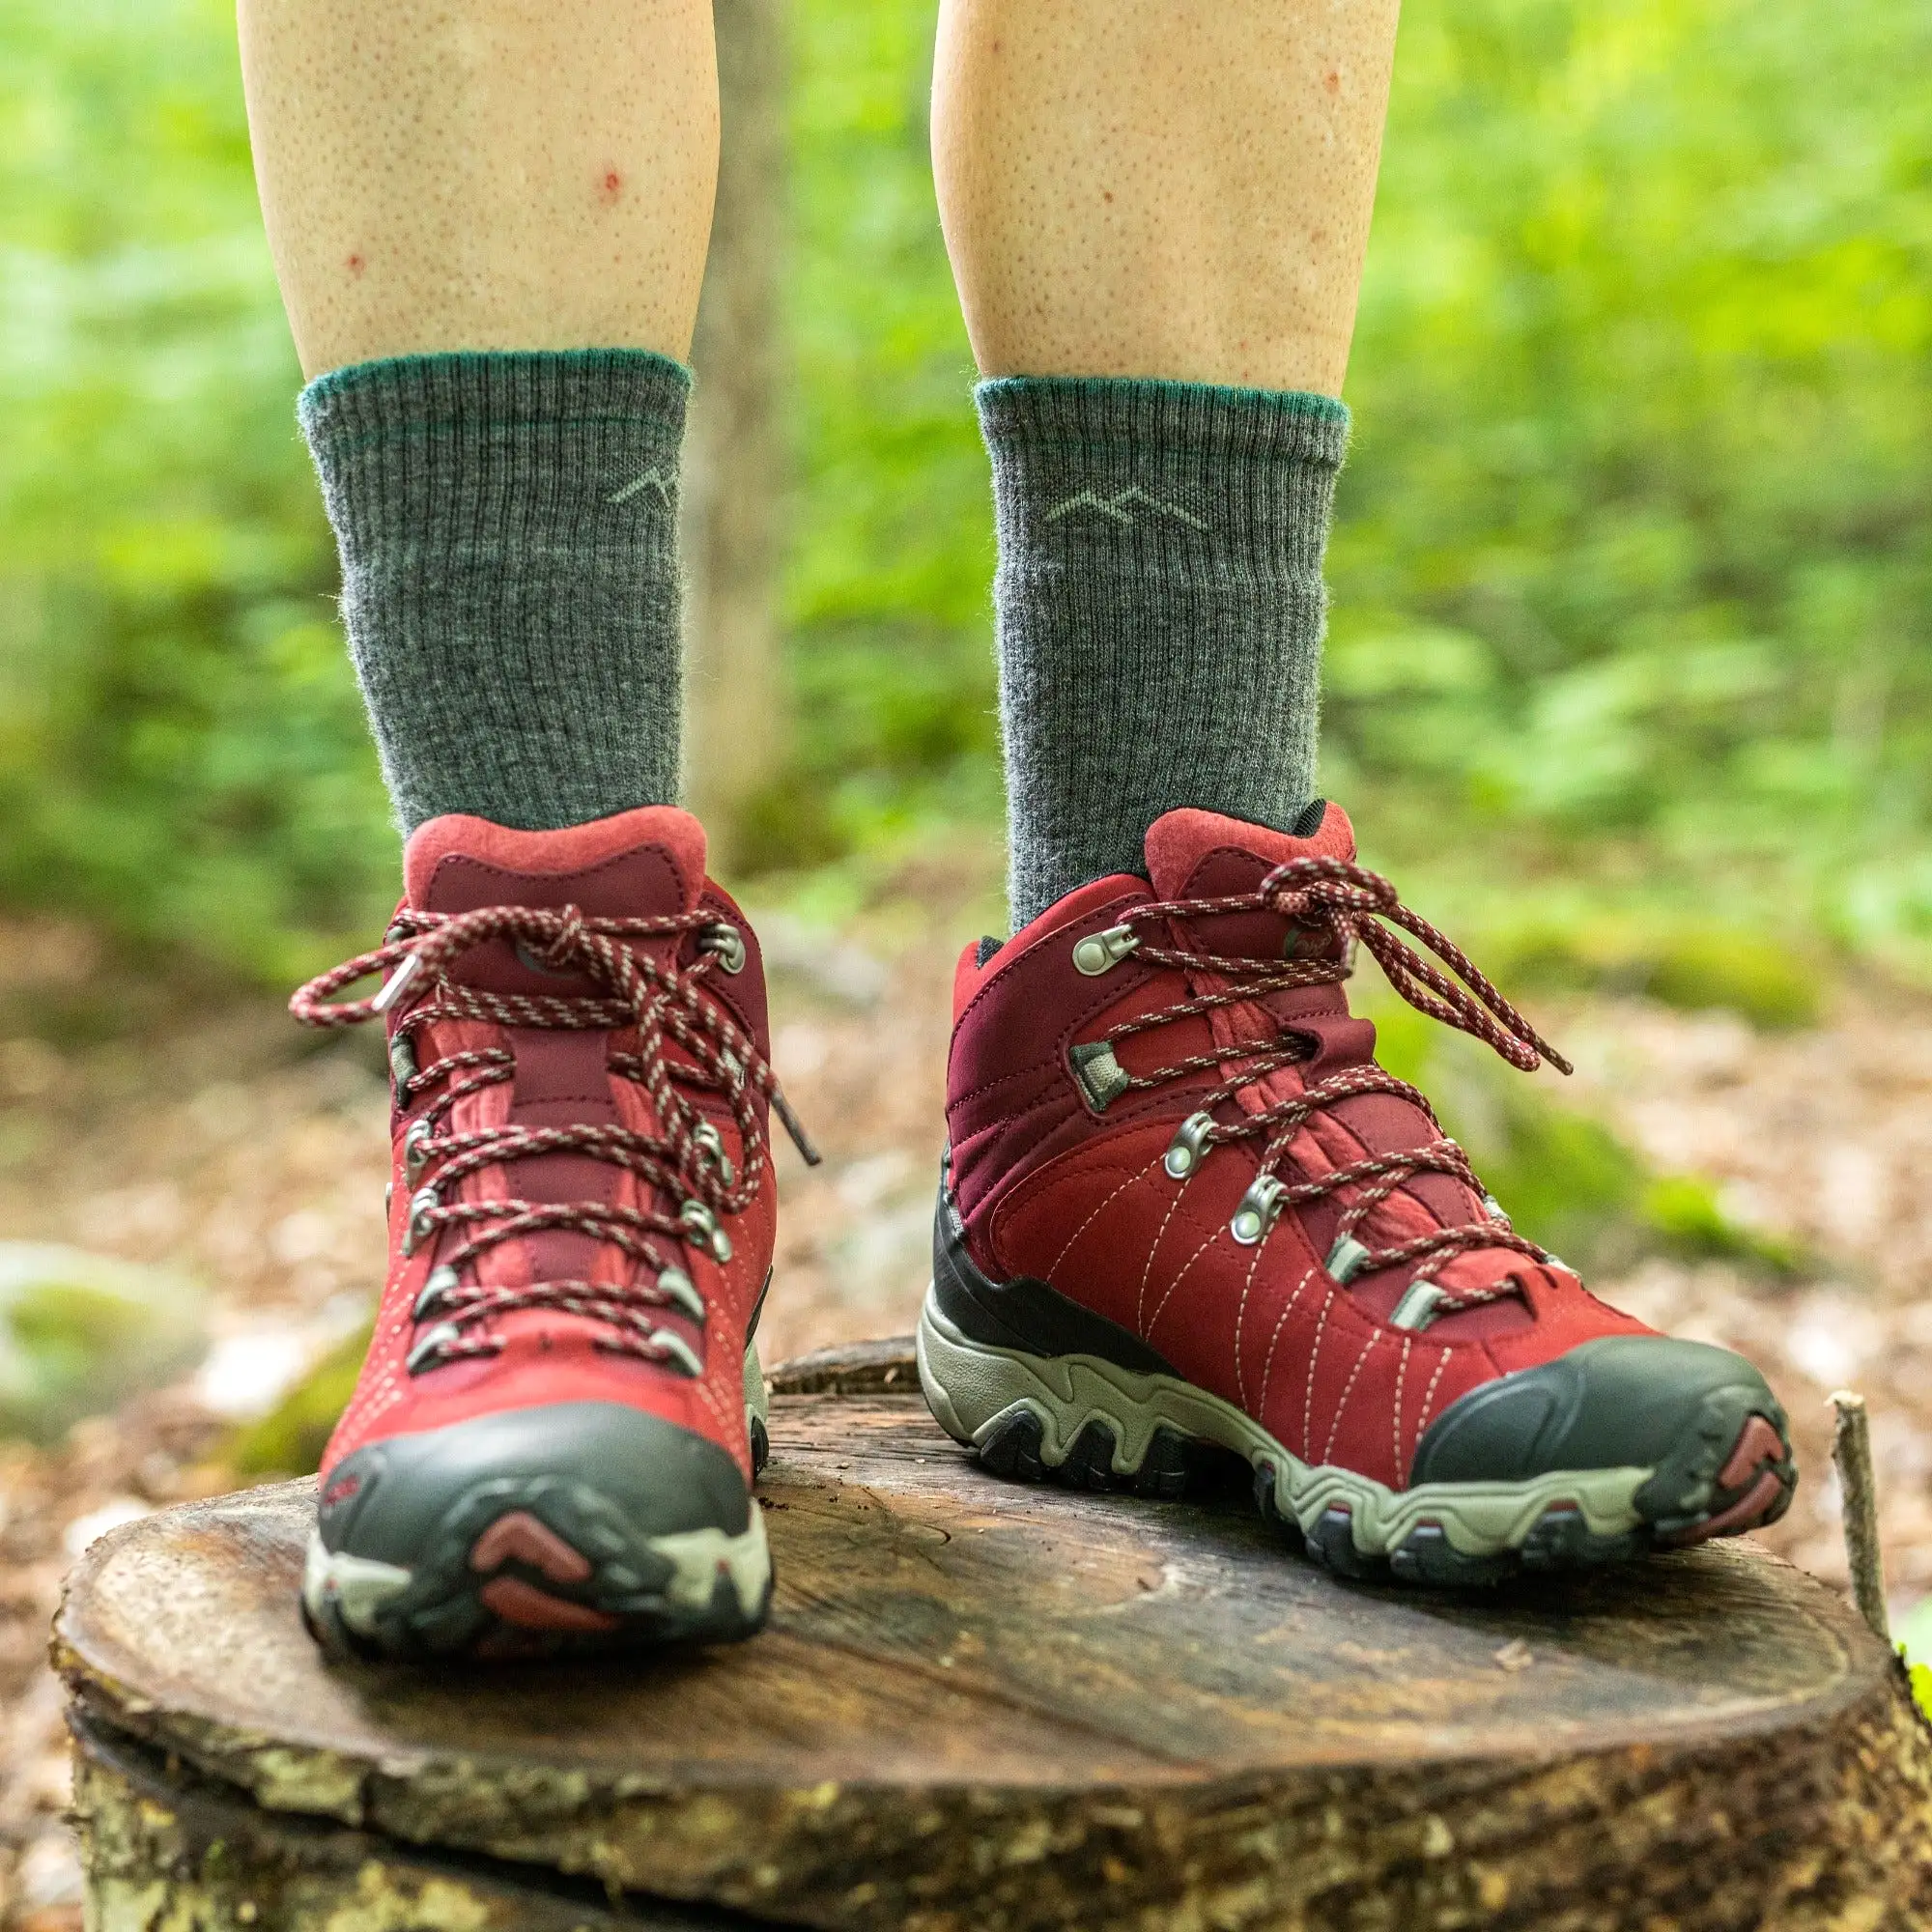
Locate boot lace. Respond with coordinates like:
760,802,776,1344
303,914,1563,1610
292,902,818,1377
1087,855,1572,1329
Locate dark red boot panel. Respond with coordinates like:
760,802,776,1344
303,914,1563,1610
919,803,1795,1585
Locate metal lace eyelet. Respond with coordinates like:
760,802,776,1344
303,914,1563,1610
403,1116,436,1181
412,1264,460,1322
699,923,747,974
652,1330,704,1378
402,1183,440,1258
1165,1111,1215,1179
1326,1233,1372,1284
384,1180,393,1217
406,1321,461,1375
692,1122,735,1187
656,1264,705,1322
1231,1175,1287,1246
1071,923,1140,977
679,1200,734,1264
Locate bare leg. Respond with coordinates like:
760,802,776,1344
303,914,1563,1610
934,0,1396,926
237,0,719,377
930,0,1400,395
239,0,720,834
242,0,792,1670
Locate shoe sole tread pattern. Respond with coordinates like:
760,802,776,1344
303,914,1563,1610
917,1293,1796,1588
303,1476,772,1662
304,1346,775,1662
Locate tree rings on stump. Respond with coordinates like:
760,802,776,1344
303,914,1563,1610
57,1345,1932,1930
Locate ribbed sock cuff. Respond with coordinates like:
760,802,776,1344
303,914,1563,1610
300,350,692,837
980,375,1349,928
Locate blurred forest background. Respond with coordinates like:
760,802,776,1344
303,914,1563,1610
3,3,1932,1918
2,0,1927,986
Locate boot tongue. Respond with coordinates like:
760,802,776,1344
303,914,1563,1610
398,810,714,1297
405,805,708,921
401,806,709,997
1144,803,1357,962
1144,802,1355,902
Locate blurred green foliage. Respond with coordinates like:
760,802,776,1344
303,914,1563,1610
1367,994,1803,1273
1324,0,1932,970
1479,913,1823,1027
0,0,392,981
1,0,1926,986
1900,1598,1932,1710
0,1241,207,1441
228,1320,366,1476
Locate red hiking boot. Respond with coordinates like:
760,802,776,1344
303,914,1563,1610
291,806,814,1658
919,803,1795,1583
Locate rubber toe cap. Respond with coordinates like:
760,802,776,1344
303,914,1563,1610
318,1401,752,1563
1409,1335,1790,1524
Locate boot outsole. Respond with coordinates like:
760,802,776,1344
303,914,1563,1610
303,1478,772,1662
919,1292,1796,1588
303,1349,775,1663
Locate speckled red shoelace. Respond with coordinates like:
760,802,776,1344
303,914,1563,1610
292,902,817,1376
1096,855,1571,1319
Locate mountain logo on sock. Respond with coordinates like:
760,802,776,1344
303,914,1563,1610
606,467,677,508
1043,485,1208,532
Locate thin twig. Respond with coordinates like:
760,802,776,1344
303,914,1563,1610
1830,1390,1889,1642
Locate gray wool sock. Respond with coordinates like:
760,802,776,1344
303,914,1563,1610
298,349,690,836
978,377,1350,929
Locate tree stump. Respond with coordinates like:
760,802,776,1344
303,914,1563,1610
57,1342,1932,1932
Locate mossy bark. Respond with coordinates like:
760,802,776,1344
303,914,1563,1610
71,1716,737,1931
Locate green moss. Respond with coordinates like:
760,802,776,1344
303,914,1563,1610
1484,916,1822,1030
0,1244,207,1442
1641,1174,1802,1273
227,1321,371,1476
1643,930,1821,1031
1362,994,1802,1275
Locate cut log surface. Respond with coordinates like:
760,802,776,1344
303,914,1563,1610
58,1369,1932,1932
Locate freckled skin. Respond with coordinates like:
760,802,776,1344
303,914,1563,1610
240,0,1394,392
237,0,717,377
930,0,1401,395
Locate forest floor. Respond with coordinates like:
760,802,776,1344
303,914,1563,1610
5,857,1932,1927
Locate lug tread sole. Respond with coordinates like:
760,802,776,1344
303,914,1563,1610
304,1468,772,1662
941,1311,1796,1589
305,1363,774,1663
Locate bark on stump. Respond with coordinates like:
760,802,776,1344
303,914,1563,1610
57,1342,1932,1931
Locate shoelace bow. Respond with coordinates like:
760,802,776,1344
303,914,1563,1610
1092,855,1573,1329
291,902,818,1377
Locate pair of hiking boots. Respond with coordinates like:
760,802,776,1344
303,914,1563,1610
296,803,1795,1661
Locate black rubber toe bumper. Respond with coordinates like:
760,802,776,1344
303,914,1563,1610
1410,1335,1795,1538
306,1403,769,1662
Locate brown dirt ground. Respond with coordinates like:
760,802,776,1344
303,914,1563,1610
4,875,1930,1928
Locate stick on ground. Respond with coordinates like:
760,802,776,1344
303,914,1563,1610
1832,1388,1889,1642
